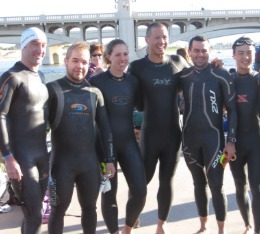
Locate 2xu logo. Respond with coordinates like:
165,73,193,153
212,150,222,168
209,90,218,114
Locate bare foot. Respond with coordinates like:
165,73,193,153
134,218,140,229
121,224,133,234
155,219,169,234
194,228,210,234
243,225,253,234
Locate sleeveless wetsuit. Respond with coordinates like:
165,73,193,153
230,71,260,233
180,64,237,221
89,70,147,233
0,61,49,234
47,77,114,234
127,55,188,221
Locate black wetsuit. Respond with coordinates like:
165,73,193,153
180,64,237,221
127,55,188,221
89,70,147,233
47,77,114,234
230,71,260,233
0,61,49,234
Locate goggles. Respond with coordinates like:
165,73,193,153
232,38,255,50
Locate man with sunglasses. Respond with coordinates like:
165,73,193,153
230,36,260,234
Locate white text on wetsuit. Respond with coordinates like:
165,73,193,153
153,78,171,86
210,90,219,114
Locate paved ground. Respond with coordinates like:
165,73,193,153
0,156,251,234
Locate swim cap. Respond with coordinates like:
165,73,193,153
21,27,47,49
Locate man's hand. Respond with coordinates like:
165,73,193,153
211,57,224,68
5,156,23,181
105,162,116,178
223,142,236,163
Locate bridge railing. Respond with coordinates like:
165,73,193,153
0,13,116,25
135,9,260,19
0,9,260,25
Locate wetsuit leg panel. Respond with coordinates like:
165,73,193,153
76,166,100,234
157,139,181,221
247,149,260,233
119,144,147,227
12,159,46,234
48,170,75,234
140,138,159,185
101,162,119,233
203,137,226,222
230,150,251,226
183,147,209,218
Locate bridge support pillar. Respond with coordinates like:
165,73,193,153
118,18,138,61
43,45,64,65
42,47,52,65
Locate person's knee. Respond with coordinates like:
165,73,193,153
208,180,223,196
250,182,260,198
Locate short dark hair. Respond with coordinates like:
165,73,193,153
232,36,255,53
188,35,209,50
146,22,167,37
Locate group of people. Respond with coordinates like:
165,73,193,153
0,23,259,234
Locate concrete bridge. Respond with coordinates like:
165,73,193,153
1,0,260,64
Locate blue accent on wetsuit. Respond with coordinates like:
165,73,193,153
0,61,49,234
127,55,188,221
230,71,260,233
180,64,237,221
89,69,147,233
47,77,114,234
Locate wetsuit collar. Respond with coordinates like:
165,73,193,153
107,69,125,82
65,76,87,87
236,70,255,78
193,63,210,73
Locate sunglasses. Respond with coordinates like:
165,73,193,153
92,53,102,57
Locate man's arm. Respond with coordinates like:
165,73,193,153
221,71,237,161
0,73,23,180
93,87,116,178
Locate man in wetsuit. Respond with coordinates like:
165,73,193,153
230,36,260,234
47,42,116,234
180,35,237,234
0,27,49,234
127,22,189,234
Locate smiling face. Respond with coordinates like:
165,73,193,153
21,39,47,71
188,40,210,70
65,47,90,83
106,43,129,76
145,24,168,62
233,44,255,74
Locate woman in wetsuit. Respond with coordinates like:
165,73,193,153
89,39,147,234
47,42,115,234
230,36,260,234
